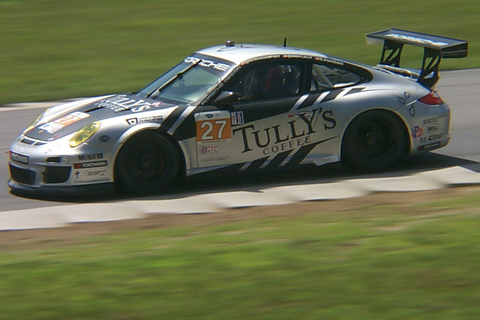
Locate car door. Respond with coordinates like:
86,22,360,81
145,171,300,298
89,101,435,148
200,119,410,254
194,58,336,170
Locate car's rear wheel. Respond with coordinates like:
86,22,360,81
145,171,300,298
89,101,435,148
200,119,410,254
115,131,180,194
341,110,408,172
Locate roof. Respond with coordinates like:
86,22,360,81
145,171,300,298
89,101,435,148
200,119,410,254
196,43,327,65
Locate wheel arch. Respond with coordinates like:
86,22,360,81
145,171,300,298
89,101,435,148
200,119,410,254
339,108,411,169
113,126,187,183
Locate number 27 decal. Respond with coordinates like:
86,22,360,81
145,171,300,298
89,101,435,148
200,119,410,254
195,111,232,142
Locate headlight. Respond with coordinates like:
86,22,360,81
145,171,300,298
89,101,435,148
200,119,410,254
69,122,100,148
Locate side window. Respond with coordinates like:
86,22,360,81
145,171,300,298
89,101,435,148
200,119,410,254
229,62,302,101
311,63,362,91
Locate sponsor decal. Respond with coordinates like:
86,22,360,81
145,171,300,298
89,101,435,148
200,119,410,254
95,95,156,113
39,112,90,134
385,34,448,47
411,126,424,138
262,136,312,156
428,133,443,141
281,54,314,60
423,117,438,124
314,57,344,66
427,124,440,133
73,161,107,182
74,160,107,169
243,54,281,65
397,91,410,105
233,108,336,155
38,122,62,134
78,153,103,161
55,112,90,126
231,111,244,125
200,145,219,154
405,103,417,117
74,168,107,182
73,161,108,182
418,142,441,151
126,115,164,126
396,92,415,116
10,151,29,164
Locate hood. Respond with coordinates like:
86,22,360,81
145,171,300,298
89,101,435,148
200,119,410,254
25,94,176,141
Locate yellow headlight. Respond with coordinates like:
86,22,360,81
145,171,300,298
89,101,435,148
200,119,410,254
69,122,100,148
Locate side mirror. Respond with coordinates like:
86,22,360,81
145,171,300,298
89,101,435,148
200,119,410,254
212,91,239,105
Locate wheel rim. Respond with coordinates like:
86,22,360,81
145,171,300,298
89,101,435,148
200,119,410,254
355,117,395,160
129,141,167,182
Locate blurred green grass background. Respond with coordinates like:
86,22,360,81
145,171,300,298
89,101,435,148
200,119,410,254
1,0,478,104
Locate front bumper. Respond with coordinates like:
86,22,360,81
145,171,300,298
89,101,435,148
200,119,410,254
8,178,115,197
8,134,117,196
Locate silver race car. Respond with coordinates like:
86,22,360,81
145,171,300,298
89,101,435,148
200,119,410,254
8,29,468,195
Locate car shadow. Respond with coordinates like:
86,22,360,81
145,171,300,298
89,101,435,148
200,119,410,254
12,152,479,203
166,152,480,195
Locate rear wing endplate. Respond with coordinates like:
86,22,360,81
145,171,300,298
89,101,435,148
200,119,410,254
366,28,468,88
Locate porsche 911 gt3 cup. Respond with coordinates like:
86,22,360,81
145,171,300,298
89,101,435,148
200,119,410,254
8,29,468,195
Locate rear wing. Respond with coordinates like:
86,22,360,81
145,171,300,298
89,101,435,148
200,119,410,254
366,28,468,88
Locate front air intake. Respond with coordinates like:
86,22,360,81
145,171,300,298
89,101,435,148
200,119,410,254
9,164,35,185
43,166,71,183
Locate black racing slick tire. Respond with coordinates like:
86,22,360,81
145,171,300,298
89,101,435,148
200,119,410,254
341,110,408,172
115,131,180,194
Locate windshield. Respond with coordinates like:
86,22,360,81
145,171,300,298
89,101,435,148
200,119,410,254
137,54,233,104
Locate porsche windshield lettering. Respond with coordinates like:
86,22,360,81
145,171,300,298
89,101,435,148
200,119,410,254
184,57,231,71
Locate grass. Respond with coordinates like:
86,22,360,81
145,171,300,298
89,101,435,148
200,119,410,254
1,189,480,319
1,0,479,104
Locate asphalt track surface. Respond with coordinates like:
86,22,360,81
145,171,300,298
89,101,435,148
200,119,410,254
1,69,479,230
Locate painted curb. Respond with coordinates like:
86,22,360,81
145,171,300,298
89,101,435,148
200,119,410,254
1,165,479,231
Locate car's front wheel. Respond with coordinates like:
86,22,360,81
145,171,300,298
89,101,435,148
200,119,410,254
341,110,408,172
115,131,180,194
